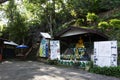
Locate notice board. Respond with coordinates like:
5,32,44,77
50,40,60,60
39,38,49,57
94,41,117,67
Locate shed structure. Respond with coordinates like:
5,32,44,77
54,26,108,57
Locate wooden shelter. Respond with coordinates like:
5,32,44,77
54,26,108,58
0,38,7,61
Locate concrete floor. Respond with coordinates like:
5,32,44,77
0,61,120,80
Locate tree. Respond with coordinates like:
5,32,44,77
1,0,119,45
98,21,109,32
27,0,70,36
109,19,120,41
97,19,120,47
5,0,28,44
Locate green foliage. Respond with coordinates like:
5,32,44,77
118,54,120,65
97,19,120,47
112,12,120,18
24,0,120,36
70,10,77,17
0,32,2,36
74,19,84,26
47,59,58,65
90,66,120,77
98,21,109,32
0,26,3,31
118,42,120,49
0,0,120,46
5,0,28,43
98,21,109,28
86,13,98,22
99,19,120,46
99,0,120,11
87,61,93,68
109,19,120,28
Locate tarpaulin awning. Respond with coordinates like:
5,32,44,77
4,41,18,46
16,44,28,49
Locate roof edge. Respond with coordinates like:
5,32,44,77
54,26,108,40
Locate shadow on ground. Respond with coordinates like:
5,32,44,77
0,61,119,80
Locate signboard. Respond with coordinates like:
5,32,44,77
39,38,49,57
50,40,60,60
94,41,117,67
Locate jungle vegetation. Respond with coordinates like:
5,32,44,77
0,0,120,47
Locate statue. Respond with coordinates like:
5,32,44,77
75,37,85,59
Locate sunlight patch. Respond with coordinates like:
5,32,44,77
31,75,65,80
2,61,13,64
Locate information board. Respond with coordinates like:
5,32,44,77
94,41,117,67
50,40,60,60
39,38,49,57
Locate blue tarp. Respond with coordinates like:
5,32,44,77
16,45,28,49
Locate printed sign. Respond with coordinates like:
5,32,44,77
94,41,117,67
50,40,60,60
39,38,49,57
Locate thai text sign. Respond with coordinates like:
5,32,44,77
94,41,117,67
50,40,60,60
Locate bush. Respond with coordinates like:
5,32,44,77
109,19,120,28
89,66,120,77
86,12,98,22
47,59,58,65
98,21,109,29
118,54,120,65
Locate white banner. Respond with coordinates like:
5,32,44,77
94,41,117,67
50,40,60,60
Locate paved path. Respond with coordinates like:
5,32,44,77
0,61,120,80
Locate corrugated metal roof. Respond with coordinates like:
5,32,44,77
40,32,51,39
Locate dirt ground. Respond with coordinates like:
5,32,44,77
0,61,120,80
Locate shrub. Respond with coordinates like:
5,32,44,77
86,12,98,22
118,54,120,65
109,19,120,28
90,66,120,77
98,21,109,28
47,59,58,65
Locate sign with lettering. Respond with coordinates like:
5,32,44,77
50,40,60,60
94,41,117,67
39,38,49,57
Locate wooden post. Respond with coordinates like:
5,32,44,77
0,39,4,61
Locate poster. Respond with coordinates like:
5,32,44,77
94,56,111,67
95,41,112,57
39,38,49,57
94,41,117,67
50,40,60,60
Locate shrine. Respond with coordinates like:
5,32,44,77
54,26,108,66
